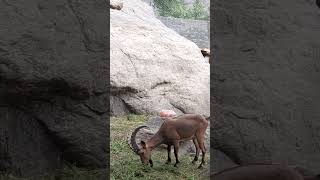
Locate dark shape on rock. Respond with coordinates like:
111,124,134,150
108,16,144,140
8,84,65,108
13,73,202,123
317,0,320,8
110,3,123,10
201,48,211,57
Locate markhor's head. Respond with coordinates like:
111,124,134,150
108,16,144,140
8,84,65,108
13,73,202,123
130,126,153,167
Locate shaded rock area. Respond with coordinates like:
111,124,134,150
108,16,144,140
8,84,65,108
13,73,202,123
211,0,320,174
129,116,210,155
110,96,130,116
0,0,108,177
210,149,238,174
110,0,210,117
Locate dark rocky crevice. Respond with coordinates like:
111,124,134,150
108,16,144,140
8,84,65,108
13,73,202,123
0,78,90,101
84,103,107,115
66,0,93,53
150,81,171,89
110,86,139,95
170,102,186,114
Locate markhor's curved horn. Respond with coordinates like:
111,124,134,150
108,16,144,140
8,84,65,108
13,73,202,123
130,126,148,154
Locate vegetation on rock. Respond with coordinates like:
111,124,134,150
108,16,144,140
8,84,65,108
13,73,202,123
154,0,209,20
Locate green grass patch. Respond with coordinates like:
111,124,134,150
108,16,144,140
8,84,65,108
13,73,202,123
111,114,209,180
154,0,209,20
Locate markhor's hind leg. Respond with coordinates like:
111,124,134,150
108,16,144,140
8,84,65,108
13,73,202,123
192,138,200,164
198,142,206,169
196,131,206,169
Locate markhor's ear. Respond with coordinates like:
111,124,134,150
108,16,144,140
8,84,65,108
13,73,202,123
141,141,146,149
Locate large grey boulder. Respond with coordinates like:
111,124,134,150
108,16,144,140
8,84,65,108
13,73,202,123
110,0,210,117
0,0,108,177
212,0,320,174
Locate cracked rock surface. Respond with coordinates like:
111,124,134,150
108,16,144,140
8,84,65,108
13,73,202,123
212,0,320,174
110,0,210,116
0,0,108,177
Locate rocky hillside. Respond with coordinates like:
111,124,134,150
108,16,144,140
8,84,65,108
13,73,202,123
110,0,210,117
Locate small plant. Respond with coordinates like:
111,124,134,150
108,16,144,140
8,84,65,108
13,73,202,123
127,114,148,122
154,0,209,20
192,0,208,20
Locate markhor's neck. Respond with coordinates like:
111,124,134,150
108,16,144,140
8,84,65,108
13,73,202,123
147,133,163,150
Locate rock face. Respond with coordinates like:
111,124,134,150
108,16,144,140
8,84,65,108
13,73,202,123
110,0,210,117
211,149,238,174
0,0,108,177
212,0,320,174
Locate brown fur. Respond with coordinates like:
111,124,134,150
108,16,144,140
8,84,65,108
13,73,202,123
130,114,208,168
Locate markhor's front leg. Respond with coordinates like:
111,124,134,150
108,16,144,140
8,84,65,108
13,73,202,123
173,142,180,167
166,145,172,164
149,159,153,167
